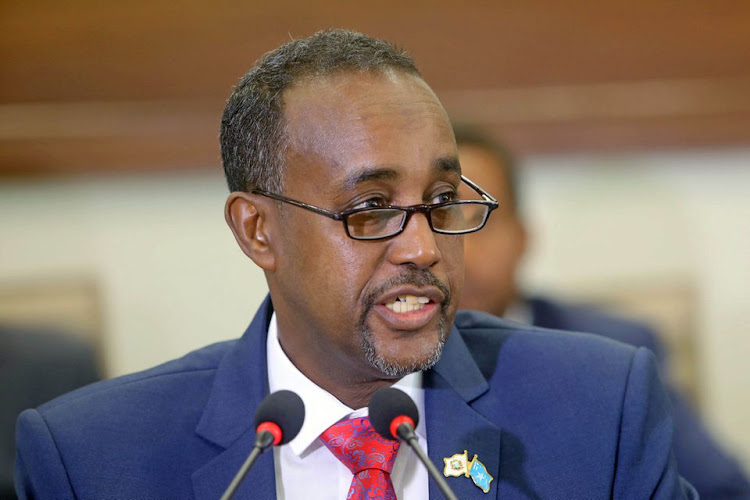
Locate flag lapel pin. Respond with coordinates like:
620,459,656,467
468,454,493,493
443,450,470,478
443,450,494,493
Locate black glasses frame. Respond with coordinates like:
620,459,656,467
251,175,499,241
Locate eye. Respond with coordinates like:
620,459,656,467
431,190,459,204
351,196,389,210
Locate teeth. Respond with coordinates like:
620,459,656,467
385,295,431,313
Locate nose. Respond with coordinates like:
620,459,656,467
386,211,441,268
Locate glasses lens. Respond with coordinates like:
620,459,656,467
431,203,489,233
347,209,405,239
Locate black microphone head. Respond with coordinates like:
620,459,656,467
368,387,420,441
253,390,305,445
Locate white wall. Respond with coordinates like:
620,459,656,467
1,150,749,467
0,171,269,376
520,150,750,466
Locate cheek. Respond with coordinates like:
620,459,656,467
299,226,380,305
440,236,465,290
281,216,341,286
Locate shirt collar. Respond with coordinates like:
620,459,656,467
266,312,425,457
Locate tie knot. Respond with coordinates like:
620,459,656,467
320,416,400,475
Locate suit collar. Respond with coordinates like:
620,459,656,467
192,296,276,499
431,321,489,401
191,300,502,499
425,323,502,499
193,302,492,447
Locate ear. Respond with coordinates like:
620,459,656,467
224,192,277,271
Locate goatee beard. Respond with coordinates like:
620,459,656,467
358,270,451,378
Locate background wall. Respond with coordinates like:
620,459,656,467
2,0,749,476
521,150,750,466
2,149,748,467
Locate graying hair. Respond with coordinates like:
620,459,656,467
220,29,420,193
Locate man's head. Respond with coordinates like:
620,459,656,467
220,29,420,195
454,124,528,317
222,30,469,403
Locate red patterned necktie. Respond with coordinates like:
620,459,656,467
320,416,400,500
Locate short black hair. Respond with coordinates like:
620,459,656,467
452,122,520,211
220,29,421,193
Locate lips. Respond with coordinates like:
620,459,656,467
373,286,445,331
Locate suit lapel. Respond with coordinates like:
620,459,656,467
191,428,276,499
190,299,503,499
191,297,276,500
425,325,502,499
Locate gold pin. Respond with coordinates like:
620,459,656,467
443,450,494,493
443,450,470,478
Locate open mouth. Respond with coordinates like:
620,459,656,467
384,295,431,313
371,282,447,331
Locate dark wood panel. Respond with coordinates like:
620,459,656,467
490,113,750,154
2,1,750,173
4,1,750,100
3,96,749,176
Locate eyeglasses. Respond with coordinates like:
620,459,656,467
251,175,499,241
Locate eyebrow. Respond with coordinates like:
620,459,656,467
341,155,461,191
435,155,461,175
342,167,399,191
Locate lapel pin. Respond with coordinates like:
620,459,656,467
443,450,470,478
443,450,494,493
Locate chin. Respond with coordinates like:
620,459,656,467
361,326,446,378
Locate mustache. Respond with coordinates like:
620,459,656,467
363,269,451,311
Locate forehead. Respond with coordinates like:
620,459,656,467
281,71,457,190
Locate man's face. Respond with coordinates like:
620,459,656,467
269,71,463,386
458,144,526,316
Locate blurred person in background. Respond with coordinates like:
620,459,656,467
455,122,750,500
1,325,100,500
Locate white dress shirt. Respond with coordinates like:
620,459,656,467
267,313,429,500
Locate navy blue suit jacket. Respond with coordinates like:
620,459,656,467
16,298,696,499
529,296,750,500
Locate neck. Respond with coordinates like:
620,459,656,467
275,325,401,410
332,378,399,410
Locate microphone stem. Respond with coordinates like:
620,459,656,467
403,434,459,500
220,431,275,500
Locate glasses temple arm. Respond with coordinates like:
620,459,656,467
251,190,344,220
460,175,498,204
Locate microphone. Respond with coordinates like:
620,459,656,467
369,387,459,500
220,390,305,500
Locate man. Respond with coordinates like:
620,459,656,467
16,30,696,499
456,123,750,500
